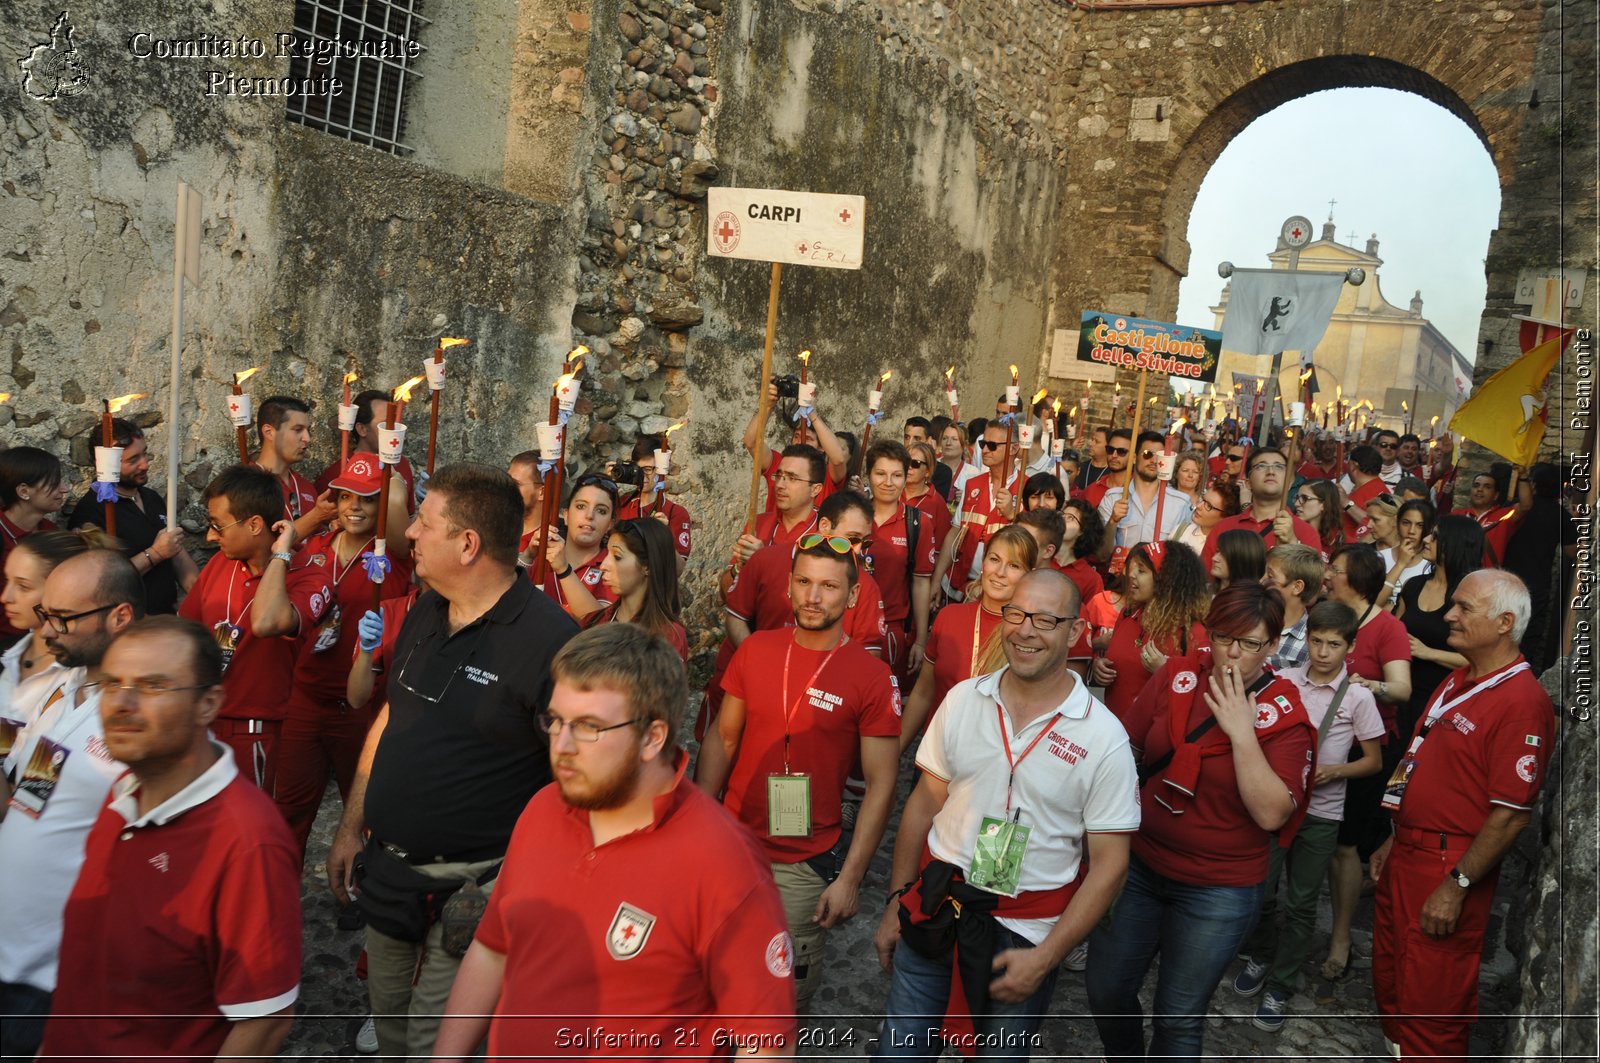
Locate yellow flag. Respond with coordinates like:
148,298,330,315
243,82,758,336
1448,328,1572,465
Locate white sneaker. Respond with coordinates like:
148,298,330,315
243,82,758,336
1385,1038,1401,1060
1063,940,1089,972
356,1017,378,1054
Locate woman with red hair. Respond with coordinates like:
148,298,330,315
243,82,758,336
1090,541,1211,721
1088,583,1317,1063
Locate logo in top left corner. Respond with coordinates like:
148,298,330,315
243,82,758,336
20,12,89,102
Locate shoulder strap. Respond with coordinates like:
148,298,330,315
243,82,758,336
904,502,921,591
1317,677,1350,747
1138,716,1218,786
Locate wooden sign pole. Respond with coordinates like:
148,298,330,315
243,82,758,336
745,262,783,535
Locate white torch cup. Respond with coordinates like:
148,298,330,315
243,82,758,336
653,449,672,477
557,378,582,414
425,359,447,392
228,393,253,428
337,403,359,432
537,422,564,461
94,446,123,484
1158,453,1176,481
1006,385,1020,406
796,382,817,408
1017,425,1035,448
376,424,407,465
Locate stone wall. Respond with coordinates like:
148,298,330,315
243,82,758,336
570,0,1068,660
2,0,587,510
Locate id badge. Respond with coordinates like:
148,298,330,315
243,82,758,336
212,620,242,673
767,773,812,838
1380,736,1424,813
10,735,69,819
967,814,1031,897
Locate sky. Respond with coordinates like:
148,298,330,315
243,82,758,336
1177,87,1502,370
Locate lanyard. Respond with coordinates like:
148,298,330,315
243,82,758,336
779,633,846,774
970,605,1001,675
331,534,376,588
223,562,259,632
1420,661,1530,735
995,702,1061,812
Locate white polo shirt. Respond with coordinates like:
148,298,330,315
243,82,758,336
917,666,1141,943
0,669,124,991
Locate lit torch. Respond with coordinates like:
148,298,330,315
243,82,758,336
653,421,688,514
1051,397,1064,474
229,367,261,463
855,370,892,477
338,370,359,469
371,376,424,609
98,393,146,537
1153,416,1187,537
427,337,471,475
945,365,959,421
795,349,813,444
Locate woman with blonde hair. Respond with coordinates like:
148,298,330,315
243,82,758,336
897,525,1036,747
1173,449,1207,508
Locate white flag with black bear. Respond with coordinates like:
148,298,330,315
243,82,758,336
1219,269,1345,358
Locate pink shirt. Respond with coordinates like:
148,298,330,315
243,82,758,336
1281,664,1385,821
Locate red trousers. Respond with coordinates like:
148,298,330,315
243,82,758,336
1373,827,1497,1062
212,717,282,797
275,693,375,861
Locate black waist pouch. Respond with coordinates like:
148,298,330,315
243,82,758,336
353,840,461,943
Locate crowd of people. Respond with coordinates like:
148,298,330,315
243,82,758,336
0,380,1574,1061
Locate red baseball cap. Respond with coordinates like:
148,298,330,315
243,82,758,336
330,453,383,496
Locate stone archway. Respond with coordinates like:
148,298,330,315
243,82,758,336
1044,0,1586,451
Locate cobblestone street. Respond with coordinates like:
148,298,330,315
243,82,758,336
280,738,1520,1061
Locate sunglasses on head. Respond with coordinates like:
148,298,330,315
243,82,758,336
795,533,859,566
574,473,618,496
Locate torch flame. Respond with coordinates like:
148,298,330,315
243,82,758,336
664,421,687,438
880,370,892,384
1052,398,1062,415
1069,405,1078,418
945,365,955,381
1336,385,1343,401
439,337,470,351
1401,400,1409,413
1032,388,1048,405
343,371,359,386
553,372,577,395
1008,364,1019,379
1172,417,1187,432
1300,368,1313,383
107,393,147,414
1430,415,1439,428
798,349,811,365
393,376,426,403
234,367,261,386
0,393,11,404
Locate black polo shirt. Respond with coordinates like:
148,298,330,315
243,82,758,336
67,486,182,615
363,574,578,861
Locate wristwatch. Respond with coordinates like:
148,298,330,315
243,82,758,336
1449,866,1472,889
271,551,294,565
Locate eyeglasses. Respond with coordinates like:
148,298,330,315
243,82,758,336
1138,450,1161,461
33,603,116,634
909,459,927,469
98,677,212,699
536,712,644,742
773,471,814,485
1226,453,1244,462
1209,630,1272,653
978,440,1005,452
999,605,1078,631
1107,446,1130,456
1251,462,1287,473
206,516,248,534
1196,498,1218,512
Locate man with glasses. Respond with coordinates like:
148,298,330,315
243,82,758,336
743,382,850,520
179,466,332,794
934,422,1027,601
872,570,1139,1057
1095,430,1193,563
433,625,796,1059
698,533,901,1011
40,616,300,1062
1373,430,1404,488
1072,426,1113,493
325,463,578,1059
732,444,829,570
1080,427,1132,511
1201,448,1321,572
0,551,143,1058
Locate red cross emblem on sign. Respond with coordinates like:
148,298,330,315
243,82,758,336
797,243,808,254
838,208,851,224
1290,226,1303,240
717,220,736,242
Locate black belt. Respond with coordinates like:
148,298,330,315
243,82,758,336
375,838,506,866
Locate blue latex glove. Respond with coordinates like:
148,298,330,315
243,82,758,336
357,609,384,652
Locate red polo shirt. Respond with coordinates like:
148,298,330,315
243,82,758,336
616,494,694,558
1054,556,1105,608
179,553,332,721
289,532,414,708
1124,660,1314,886
1201,508,1322,570
538,547,617,617
751,506,820,550
1349,609,1412,737
921,602,1004,720
253,464,318,523
1296,461,1339,482
950,470,1024,592
42,751,301,1061
475,755,795,1056
721,629,900,862
1392,658,1554,837
760,450,838,516
867,502,937,625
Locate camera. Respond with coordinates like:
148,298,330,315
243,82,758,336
609,461,648,488
773,374,800,400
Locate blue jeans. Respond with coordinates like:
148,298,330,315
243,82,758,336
873,925,1058,1061
1086,854,1264,1063
0,980,52,1058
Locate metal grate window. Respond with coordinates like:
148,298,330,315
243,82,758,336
285,0,429,156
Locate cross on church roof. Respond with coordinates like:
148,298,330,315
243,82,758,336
1326,196,1337,220
1346,228,1359,245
